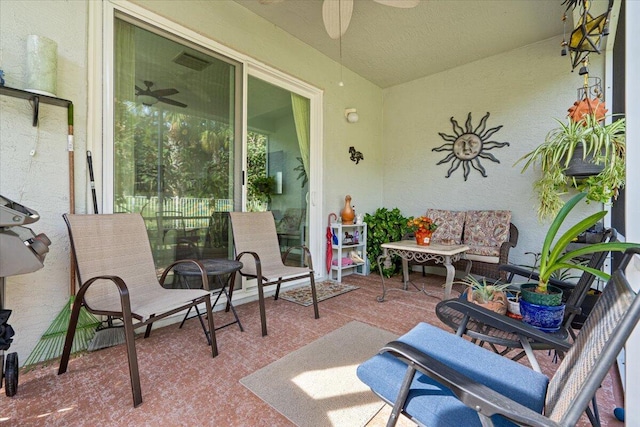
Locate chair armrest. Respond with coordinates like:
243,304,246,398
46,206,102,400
497,223,518,265
235,251,266,282
382,340,561,427
161,259,209,291
498,265,577,292
282,245,314,270
436,299,572,352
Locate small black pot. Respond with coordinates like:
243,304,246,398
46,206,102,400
564,145,604,178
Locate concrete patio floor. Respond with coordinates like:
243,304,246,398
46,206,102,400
0,272,624,426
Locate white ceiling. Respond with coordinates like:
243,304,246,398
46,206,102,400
234,0,573,88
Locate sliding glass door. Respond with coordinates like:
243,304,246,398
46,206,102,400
112,16,241,269
109,11,319,284
247,76,310,265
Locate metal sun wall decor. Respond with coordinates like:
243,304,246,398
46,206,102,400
432,112,510,181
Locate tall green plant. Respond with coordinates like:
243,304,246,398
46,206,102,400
535,192,640,293
364,207,412,277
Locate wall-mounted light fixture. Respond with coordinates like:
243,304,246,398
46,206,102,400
345,108,359,123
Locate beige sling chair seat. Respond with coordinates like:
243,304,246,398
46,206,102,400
58,213,217,407
229,211,319,337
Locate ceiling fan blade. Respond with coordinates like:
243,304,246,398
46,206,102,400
322,0,353,40
373,0,420,8
151,88,179,97
158,97,187,108
135,85,144,94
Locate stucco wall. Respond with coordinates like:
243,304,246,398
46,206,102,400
0,0,89,365
382,37,604,266
0,0,384,363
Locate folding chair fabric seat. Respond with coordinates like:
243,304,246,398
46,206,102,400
59,213,217,408
230,211,319,336
357,322,548,427
67,214,211,321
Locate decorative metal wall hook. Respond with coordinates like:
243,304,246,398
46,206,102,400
349,146,363,164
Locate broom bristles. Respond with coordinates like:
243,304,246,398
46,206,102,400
87,327,126,352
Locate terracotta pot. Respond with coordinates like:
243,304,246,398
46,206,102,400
467,289,507,315
415,230,433,246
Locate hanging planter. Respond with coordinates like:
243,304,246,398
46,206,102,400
564,144,605,177
517,114,626,220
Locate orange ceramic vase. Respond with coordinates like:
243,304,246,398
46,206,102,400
341,195,355,225
415,230,432,246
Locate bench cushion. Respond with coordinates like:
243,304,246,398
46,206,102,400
426,209,465,245
357,322,548,427
464,210,512,250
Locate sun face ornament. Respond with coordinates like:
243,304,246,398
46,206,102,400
433,112,510,180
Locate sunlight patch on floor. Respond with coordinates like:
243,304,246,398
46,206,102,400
292,364,368,398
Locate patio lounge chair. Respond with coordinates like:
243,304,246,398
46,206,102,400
229,211,319,336
357,247,640,427
433,229,616,426
58,213,217,407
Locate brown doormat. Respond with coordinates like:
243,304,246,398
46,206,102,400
279,281,359,306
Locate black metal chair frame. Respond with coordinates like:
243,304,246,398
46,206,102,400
435,228,616,426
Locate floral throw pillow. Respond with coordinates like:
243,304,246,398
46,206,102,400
426,209,465,245
463,210,512,248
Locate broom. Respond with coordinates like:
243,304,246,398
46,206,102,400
85,150,126,352
24,104,101,367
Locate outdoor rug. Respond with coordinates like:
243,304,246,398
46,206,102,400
240,321,397,427
279,281,359,307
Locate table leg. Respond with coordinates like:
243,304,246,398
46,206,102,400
443,255,455,300
376,251,390,302
402,258,409,290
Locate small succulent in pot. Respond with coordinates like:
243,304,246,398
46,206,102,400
456,275,512,315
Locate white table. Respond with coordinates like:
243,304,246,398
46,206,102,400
377,240,470,301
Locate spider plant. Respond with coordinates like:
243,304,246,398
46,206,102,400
517,114,626,221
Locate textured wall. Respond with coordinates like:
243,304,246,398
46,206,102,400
382,37,604,266
0,1,89,364
0,0,384,363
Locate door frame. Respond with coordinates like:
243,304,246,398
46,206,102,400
90,1,324,288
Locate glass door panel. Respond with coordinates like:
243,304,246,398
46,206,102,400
247,76,310,266
113,16,240,270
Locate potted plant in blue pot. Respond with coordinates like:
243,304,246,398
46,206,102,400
519,192,639,331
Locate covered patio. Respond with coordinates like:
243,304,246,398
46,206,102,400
1,0,639,424
0,273,624,426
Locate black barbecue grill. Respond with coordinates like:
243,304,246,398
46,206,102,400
0,195,51,396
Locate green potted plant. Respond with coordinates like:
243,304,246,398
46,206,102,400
456,275,512,315
250,175,276,203
364,207,412,277
518,192,639,331
517,114,626,221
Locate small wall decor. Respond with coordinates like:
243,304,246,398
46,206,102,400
349,146,364,164
432,112,510,181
